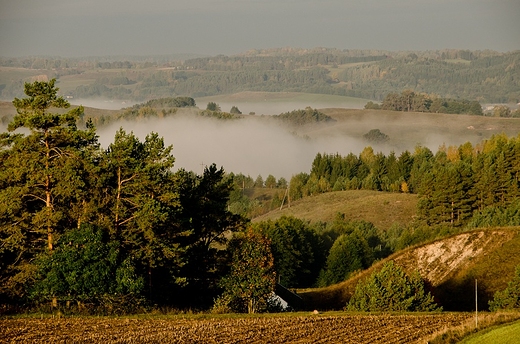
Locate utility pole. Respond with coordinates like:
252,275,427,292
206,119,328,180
280,185,290,210
475,279,478,329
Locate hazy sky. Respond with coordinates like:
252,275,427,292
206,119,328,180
1,0,519,57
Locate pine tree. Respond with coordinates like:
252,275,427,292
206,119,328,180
101,129,185,298
0,79,98,298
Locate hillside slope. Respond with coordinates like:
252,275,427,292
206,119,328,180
298,227,520,311
253,190,418,230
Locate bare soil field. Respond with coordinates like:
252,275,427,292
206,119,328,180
1,313,471,343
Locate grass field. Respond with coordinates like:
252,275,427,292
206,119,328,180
253,190,418,230
196,91,372,115
1,312,472,343
459,320,520,344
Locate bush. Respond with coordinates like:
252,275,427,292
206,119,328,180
364,101,381,110
363,129,389,143
489,265,520,311
347,261,441,312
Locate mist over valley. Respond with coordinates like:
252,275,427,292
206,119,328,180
94,104,520,180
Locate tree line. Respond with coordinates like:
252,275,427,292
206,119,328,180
365,89,483,115
290,134,520,229
1,49,519,103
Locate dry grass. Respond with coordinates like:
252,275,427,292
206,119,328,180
253,190,418,230
316,108,520,152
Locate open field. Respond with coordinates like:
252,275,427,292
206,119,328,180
0,313,472,343
314,108,520,153
195,91,371,115
460,320,520,344
253,190,418,230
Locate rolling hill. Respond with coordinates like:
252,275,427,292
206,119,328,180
252,190,418,230
298,227,520,312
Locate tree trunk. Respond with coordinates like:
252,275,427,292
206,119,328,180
115,166,122,234
45,133,53,251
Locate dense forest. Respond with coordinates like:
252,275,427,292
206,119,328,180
1,48,519,103
288,134,520,230
2,79,520,315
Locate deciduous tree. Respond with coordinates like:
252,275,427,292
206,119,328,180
215,229,276,313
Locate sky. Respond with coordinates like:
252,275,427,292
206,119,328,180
0,0,519,57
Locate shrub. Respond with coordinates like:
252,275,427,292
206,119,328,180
347,261,441,312
489,265,520,311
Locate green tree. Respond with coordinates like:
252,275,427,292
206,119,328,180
277,177,288,189
493,105,511,118
289,173,309,201
265,174,277,188
206,102,221,111
364,101,381,110
347,261,441,312
229,105,242,114
30,224,144,305
0,79,98,298
489,265,520,311
215,229,276,313
101,128,186,300
363,129,389,144
254,174,264,188
253,216,325,288
6,79,95,250
318,231,373,287
175,164,245,305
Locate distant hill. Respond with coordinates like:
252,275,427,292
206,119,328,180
298,227,520,311
1,48,518,103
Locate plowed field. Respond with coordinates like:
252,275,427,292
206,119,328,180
1,313,471,343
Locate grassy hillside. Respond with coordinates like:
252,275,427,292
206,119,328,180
253,190,418,230
298,227,520,312
459,320,520,344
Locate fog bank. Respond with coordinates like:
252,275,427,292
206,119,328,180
97,115,368,179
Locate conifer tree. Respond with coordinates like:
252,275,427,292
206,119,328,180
0,79,97,297
102,129,185,297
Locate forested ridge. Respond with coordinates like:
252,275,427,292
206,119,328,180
290,135,520,228
1,48,519,103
